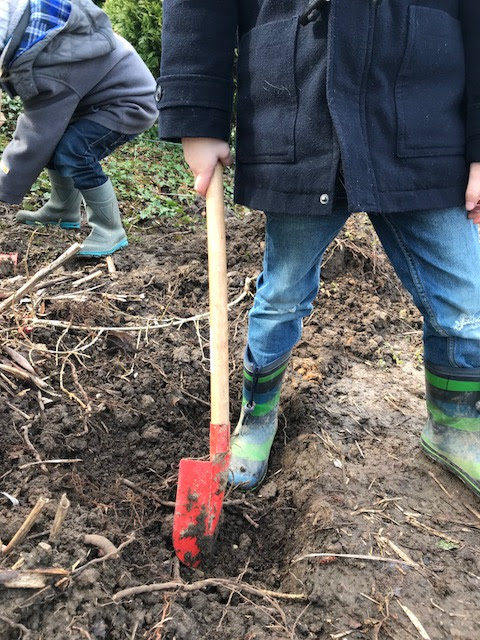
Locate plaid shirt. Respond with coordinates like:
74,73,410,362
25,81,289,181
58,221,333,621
14,0,71,61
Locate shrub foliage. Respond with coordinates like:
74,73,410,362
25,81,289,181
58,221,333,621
103,0,162,75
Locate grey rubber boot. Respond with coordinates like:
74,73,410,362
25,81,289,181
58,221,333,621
77,179,128,257
16,170,81,229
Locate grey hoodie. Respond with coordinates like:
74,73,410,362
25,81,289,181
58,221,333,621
0,0,158,204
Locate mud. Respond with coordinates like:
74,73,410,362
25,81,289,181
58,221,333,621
0,203,479,640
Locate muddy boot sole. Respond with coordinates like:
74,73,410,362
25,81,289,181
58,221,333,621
20,219,81,229
420,436,480,497
77,237,128,257
227,462,268,492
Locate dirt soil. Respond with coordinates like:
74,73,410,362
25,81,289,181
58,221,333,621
0,201,479,640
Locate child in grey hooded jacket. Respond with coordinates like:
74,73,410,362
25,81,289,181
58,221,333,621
0,0,158,257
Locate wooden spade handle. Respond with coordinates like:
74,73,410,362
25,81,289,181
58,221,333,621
206,164,229,426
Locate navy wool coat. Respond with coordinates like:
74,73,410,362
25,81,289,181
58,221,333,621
158,0,480,216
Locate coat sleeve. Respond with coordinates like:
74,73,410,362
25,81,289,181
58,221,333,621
157,0,238,142
461,0,480,163
0,81,80,204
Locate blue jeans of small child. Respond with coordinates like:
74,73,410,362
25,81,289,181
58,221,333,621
47,119,136,191
248,204,480,370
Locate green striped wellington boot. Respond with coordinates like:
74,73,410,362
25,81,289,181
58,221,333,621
229,349,290,489
421,363,480,496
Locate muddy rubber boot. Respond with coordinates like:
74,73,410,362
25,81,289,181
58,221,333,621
229,349,290,490
77,179,128,257
421,363,480,496
16,170,81,229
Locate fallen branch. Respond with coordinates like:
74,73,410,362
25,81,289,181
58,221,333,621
113,577,307,603
0,243,81,314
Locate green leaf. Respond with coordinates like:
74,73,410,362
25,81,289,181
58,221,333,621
437,540,460,551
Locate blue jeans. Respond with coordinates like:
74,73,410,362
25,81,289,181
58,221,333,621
248,204,480,370
47,119,137,190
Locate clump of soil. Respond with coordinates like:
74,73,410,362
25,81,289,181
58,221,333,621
0,206,478,640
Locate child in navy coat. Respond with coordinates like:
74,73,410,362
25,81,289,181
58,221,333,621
158,0,480,497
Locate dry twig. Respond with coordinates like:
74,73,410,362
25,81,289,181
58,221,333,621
30,276,254,333
0,243,81,314
21,425,48,473
405,515,462,546
0,614,31,637
1,345,36,375
2,497,49,555
397,600,431,640
19,459,82,470
292,552,411,566
71,626,94,640
49,494,71,542
113,577,307,603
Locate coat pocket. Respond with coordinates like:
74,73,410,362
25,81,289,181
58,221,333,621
236,19,298,164
395,6,465,158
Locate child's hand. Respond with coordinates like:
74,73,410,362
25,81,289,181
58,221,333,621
465,162,480,224
182,138,233,196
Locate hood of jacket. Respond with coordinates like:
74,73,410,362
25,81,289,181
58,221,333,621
0,0,29,52
0,0,116,101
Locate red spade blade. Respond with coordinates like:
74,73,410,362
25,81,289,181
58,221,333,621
173,423,230,568
0,253,18,266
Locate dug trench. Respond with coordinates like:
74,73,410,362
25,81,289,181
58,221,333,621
0,203,479,640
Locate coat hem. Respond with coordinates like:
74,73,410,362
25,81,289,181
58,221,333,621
235,183,466,216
